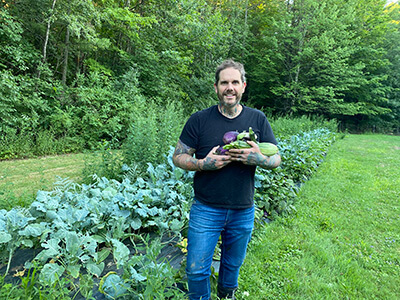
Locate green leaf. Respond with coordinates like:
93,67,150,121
36,238,61,261
111,239,130,266
40,263,65,285
35,191,49,203
169,219,183,232
147,207,160,217
130,267,146,282
99,273,127,298
90,188,102,198
65,231,81,255
20,239,33,248
130,218,142,230
97,248,111,263
73,208,89,222
136,207,148,218
18,222,48,237
67,264,81,278
102,187,117,199
92,234,107,244
86,261,104,277
0,232,12,243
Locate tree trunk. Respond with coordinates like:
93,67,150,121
62,25,70,85
38,0,57,78
241,0,249,59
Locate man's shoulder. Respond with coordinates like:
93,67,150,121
191,105,218,118
199,105,218,114
242,105,266,118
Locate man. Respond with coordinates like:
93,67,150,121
172,59,281,300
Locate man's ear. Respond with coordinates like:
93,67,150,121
214,83,218,93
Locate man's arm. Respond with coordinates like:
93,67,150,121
228,141,281,170
172,139,231,171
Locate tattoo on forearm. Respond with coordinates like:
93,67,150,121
174,140,196,156
247,153,280,169
173,140,201,171
201,157,218,171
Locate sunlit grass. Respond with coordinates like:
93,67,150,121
0,153,88,210
238,134,400,300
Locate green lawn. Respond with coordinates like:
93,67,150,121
0,153,88,210
238,134,400,300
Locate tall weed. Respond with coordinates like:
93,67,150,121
122,99,186,176
82,140,124,183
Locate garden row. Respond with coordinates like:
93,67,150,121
0,128,338,299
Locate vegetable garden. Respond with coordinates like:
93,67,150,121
0,121,339,299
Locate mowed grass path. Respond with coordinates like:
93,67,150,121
0,153,88,209
238,134,400,300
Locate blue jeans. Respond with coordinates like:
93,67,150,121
186,200,255,300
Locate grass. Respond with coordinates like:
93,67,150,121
237,134,400,300
0,153,88,210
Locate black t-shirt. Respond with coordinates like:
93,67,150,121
179,105,277,209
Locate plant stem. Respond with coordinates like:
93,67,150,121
5,248,14,276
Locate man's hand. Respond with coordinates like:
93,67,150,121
228,141,281,169
200,145,232,171
172,140,231,171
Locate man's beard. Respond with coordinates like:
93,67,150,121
217,91,242,108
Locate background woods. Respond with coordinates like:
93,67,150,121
1,0,399,160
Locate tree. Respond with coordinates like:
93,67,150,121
339,0,393,131
243,0,395,131
0,8,46,135
377,2,400,133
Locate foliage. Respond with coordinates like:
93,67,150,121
122,100,187,176
49,70,141,150
0,129,84,161
0,156,192,297
82,97,188,183
255,128,338,219
269,114,339,140
99,235,188,300
278,128,338,183
1,0,399,159
82,140,124,184
242,0,399,132
1,260,96,299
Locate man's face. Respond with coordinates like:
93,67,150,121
214,67,246,108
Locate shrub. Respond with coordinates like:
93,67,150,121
122,99,186,176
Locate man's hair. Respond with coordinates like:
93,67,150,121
215,59,246,85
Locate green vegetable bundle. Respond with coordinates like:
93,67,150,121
222,127,279,156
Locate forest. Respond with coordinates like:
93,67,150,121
1,0,399,160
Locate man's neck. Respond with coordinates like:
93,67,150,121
218,104,242,119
